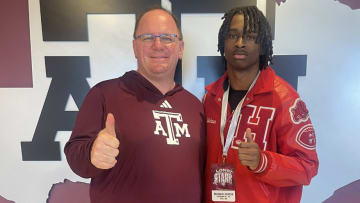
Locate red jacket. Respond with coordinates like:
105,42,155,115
203,67,319,203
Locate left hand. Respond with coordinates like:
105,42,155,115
238,128,261,170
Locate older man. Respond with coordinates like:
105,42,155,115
65,7,205,203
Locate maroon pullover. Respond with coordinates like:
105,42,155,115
65,71,205,203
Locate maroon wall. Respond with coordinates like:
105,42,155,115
0,0,32,87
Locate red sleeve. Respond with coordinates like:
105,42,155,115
64,85,106,178
253,97,319,187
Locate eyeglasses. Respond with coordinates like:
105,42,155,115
226,32,257,42
135,33,180,44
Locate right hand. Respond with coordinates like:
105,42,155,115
91,113,120,169
238,128,260,170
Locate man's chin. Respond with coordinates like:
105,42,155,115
148,66,171,74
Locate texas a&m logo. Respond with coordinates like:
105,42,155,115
152,101,190,145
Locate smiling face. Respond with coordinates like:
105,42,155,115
224,14,260,72
133,9,184,81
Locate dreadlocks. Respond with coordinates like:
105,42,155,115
218,6,273,70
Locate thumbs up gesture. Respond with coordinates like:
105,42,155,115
91,113,120,169
238,128,260,170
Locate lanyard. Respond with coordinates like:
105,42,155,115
220,71,260,158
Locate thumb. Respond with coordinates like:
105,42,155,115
105,113,116,136
245,128,254,143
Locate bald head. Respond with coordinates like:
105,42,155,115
133,8,183,40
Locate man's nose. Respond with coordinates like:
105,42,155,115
152,37,163,49
235,37,246,48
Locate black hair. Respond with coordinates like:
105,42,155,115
218,6,273,70
133,6,183,40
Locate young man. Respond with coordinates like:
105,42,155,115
203,6,319,203
65,7,205,203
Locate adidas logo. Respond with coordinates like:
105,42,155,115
160,100,172,109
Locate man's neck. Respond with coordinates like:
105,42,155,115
227,66,259,90
137,70,175,95
150,79,175,95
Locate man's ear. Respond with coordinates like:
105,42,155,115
178,40,184,60
133,40,138,59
